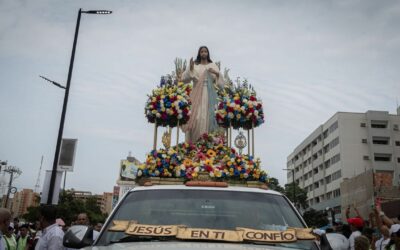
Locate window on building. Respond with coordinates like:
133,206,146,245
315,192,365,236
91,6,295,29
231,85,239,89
371,120,388,129
360,122,366,127
362,139,367,144
323,130,329,139
314,182,319,189
363,155,370,160
374,153,392,162
331,170,342,181
315,197,320,203
314,168,318,174
372,136,390,145
397,157,400,163
329,121,338,134
312,140,317,147
326,192,332,200
394,124,399,131
319,179,324,185
319,164,324,171
333,188,341,198
329,137,339,149
325,175,331,184
323,145,330,154
330,154,341,165
313,153,318,160
395,141,400,146
325,160,331,169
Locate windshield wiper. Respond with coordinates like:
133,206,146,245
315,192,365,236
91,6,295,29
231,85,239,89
108,235,175,245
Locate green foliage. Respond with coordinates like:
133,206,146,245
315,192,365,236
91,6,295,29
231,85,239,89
302,208,329,228
22,191,107,226
284,183,308,210
267,177,285,193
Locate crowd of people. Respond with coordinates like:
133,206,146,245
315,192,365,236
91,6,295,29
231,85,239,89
0,206,102,250
313,205,400,250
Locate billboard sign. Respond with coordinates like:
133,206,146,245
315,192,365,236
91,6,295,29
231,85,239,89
57,138,78,172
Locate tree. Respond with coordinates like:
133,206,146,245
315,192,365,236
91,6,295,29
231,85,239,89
302,208,329,228
267,177,285,193
23,190,106,226
284,183,308,210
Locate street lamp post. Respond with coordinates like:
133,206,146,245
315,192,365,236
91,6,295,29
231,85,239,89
283,168,296,207
47,8,112,205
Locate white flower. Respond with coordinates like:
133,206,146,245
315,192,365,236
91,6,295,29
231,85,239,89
194,167,200,172
156,113,161,118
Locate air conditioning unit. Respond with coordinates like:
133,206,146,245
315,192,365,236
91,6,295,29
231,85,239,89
360,123,366,127
363,155,369,160
362,139,367,143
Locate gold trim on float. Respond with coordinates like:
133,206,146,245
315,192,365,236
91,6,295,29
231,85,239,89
108,221,316,242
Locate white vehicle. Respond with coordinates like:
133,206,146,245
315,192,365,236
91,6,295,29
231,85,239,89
64,181,321,249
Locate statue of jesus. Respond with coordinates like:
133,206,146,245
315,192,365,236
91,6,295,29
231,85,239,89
181,46,225,142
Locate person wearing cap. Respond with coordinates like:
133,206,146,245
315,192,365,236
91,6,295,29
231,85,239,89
348,217,364,250
0,208,12,250
385,225,400,250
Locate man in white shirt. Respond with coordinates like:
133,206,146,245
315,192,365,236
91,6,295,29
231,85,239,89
35,205,64,250
347,217,364,250
0,208,11,250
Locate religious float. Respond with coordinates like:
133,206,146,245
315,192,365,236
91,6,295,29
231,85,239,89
62,53,319,249
137,57,268,186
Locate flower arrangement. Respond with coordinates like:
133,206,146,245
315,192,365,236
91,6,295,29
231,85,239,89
215,79,264,129
136,132,268,183
145,76,192,127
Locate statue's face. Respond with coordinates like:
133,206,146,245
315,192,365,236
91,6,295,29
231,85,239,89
200,47,209,60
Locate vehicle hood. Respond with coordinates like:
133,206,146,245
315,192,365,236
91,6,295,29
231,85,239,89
83,241,307,250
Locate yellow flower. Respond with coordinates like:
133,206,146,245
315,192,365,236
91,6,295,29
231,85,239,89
227,161,232,167
183,159,193,167
207,149,216,158
205,159,213,166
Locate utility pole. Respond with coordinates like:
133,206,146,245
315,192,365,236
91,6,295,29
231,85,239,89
3,166,22,208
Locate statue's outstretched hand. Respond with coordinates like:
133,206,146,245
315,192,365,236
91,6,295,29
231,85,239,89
208,68,219,77
190,57,194,71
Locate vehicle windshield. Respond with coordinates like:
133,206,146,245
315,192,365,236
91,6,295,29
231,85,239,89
97,189,308,246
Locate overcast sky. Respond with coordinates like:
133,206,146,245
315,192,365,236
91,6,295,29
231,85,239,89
0,0,399,195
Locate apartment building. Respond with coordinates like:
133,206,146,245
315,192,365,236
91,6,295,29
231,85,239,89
10,189,39,218
287,110,400,219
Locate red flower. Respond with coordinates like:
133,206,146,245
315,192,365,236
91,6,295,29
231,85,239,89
250,96,256,101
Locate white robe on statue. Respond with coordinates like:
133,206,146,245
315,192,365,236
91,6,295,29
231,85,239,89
181,62,224,142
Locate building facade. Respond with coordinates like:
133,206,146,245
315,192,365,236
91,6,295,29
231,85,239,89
287,110,400,219
10,189,39,218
